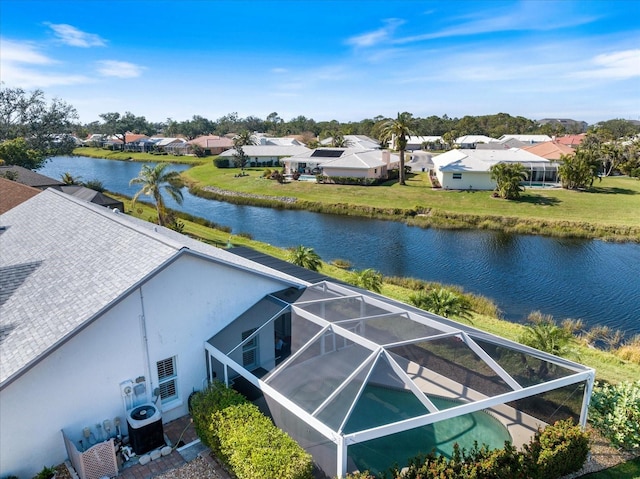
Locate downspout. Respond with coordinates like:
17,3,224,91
138,286,155,401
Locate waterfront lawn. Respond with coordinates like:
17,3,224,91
582,457,640,478
75,146,206,165
184,163,640,228
113,194,640,385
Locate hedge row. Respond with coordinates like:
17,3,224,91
347,419,589,479
190,381,314,479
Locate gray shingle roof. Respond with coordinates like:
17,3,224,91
0,189,303,387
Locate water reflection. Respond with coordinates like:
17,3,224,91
38,156,640,336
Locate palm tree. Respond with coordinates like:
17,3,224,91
489,162,527,199
286,245,322,272
519,311,573,357
379,112,414,185
351,268,383,293
130,163,183,226
409,288,473,322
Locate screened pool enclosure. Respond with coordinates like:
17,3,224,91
205,281,594,478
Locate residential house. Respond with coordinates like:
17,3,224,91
58,185,125,211
0,189,304,478
320,149,399,180
0,177,41,213
283,148,399,178
454,135,498,148
497,134,552,144
188,135,234,155
431,148,558,190
321,135,381,150
219,145,311,167
0,165,64,189
391,136,444,151
555,134,586,148
0,189,593,479
523,141,576,160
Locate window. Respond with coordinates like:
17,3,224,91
452,173,462,179
156,356,178,402
242,329,259,370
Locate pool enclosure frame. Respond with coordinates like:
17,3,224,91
205,281,595,478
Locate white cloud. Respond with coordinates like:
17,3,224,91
0,38,90,88
571,49,640,80
271,67,288,74
95,60,145,78
0,38,55,65
346,18,404,48
46,23,106,47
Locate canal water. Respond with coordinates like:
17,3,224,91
39,156,640,337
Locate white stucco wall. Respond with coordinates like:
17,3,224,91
0,253,292,478
438,171,496,190
323,167,381,179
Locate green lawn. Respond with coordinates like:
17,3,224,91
75,148,640,239
182,163,640,232
113,194,640,385
581,457,640,478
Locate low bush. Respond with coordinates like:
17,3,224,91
589,380,640,450
384,419,588,479
190,381,313,479
214,158,230,168
216,402,313,479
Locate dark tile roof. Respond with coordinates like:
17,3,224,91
0,165,63,189
228,246,336,284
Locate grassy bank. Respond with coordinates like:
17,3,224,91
113,194,640,385
183,164,640,242
75,148,640,241
73,146,206,165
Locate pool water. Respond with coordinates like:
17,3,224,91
347,386,511,476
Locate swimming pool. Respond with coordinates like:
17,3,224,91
297,174,318,182
346,385,512,476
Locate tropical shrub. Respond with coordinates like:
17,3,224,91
589,380,640,450
350,268,383,293
214,157,230,168
215,402,313,479
287,245,322,271
190,381,247,455
387,419,588,479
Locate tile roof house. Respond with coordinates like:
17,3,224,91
431,148,558,190
219,145,311,166
523,141,576,160
0,190,593,479
555,134,586,148
454,135,498,148
0,177,41,213
282,148,399,179
0,189,305,478
0,165,64,189
187,135,234,155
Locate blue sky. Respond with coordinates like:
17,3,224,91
1,0,639,125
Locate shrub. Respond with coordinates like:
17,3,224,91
589,380,640,450
190,381,247,455
215,402,313,479
214,158,230,168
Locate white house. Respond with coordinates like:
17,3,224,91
431,148,558,190
219,145,310,166
320,135,380,150
0,189,304,478
498,134,552,144
454,135,498,148
320,149,399,179
282,148,399,179
0,189,593,479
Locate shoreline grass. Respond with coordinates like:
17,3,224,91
112,193,640,385
75,148,640,241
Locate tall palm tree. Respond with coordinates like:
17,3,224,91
379,112,414,185
130,163,183,226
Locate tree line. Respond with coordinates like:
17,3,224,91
2,84,640,171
